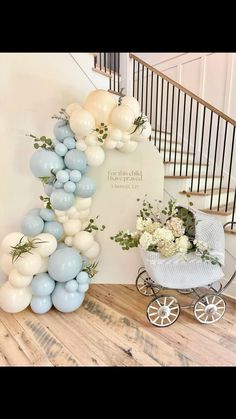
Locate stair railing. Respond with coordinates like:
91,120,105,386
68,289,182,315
93,53,120,93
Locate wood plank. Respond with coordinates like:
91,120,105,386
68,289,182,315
0,321,31,366
92,67,112,78
180,188,234,196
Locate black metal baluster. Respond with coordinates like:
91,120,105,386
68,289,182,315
185,97,193,176
169,85,175,162
225,126,235,212
113,53,116,91
173,89,180,176
197,106,206,191
190,101,199,191
204,111,213,192
209,116,220,209
159,78,164,152
99,53,102,70
141,65,144,112
164,82,169,162
149,71,154,126
117,53,120,92
137,62,140,101
133,59,135,97
109,53,111,90
94,54,97,68
145,67,149,117
231,187,236,228
217,121,228,210
104,53,106,72
154,75,159,147
180,93,186,176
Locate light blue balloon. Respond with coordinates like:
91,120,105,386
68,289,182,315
65,280,79,293
32,273,55,296
48,247,82,282
63,137,76,149
31,295,52,314
75,176,96,198
30,149,64,178
43,221,64,240
56,170,69,183
39,208,55,222
57,242,67,249
76,271,89,284
54,181,63,189
50,189,75,210
52,138,59,146
64,181,76,193
70,170,82,183
55,143,68,157
52,283,85,313
27,208,41,216
81,256,88,268
21,215,44,236
44,183,54,196
64,149,87,173
53,120,74,142
78,283,89,293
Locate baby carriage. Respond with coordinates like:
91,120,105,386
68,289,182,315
136,206,236,327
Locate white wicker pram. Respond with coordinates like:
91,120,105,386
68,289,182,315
136,207,236,327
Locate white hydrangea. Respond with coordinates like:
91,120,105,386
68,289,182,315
136,217,152,232
139,231,153,250
152,227,174,244
194,240,208,252
144,221,161,234
166,217,185,238
175,235,192,254
158,240,176,258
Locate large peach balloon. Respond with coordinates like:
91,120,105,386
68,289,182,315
0,281,32,313
84,90,116,125
69,109,95,137
111,105,135,131
122,96,140,118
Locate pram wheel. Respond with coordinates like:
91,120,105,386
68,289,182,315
147,295,180,327
194,294,226,324
136,270,159,296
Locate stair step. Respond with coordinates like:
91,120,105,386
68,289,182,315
180,188,234,197
164,162,208,166
224,225,236,235
165,175,221,179
201,203,234,215
108,89,121,96
92,67,112,78
159,149,194,156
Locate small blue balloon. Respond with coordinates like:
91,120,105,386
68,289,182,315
57,242,67,249
54,181,63,189
50,189,75,211
78,283,89,293
55,143,68,157
52,283,85,313
56,170,69,183
48,247,82,282
43,221,64,240
27,208,41,216
52,138,59,146
63,137,76,149
39,208,55,222
64,149,87,173
76,271,89,284
70,170,82,183
32,273,55,296
64,181,76,193
30,149,64,178
44,183,54,196
75,176,96,198
31,295,52,314
21,215,44,236
65,280,79,293
53,120,74,142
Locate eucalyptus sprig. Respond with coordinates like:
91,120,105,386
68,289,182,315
51,108,69,122
118,88,125,105
26,134,54,150
110,231,140,250
94,123,108,143
130,114,148,134
39,169,56,185
83,261,99,278
40,195,52,209
84,216,105,233
10,236,47,263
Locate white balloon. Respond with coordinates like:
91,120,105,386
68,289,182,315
14,252,42,276
121,132,131,143
75,197,92,211
55,209,66,216
85,146,105,167
76,139,87,151
122,96,140,118
9,269,32,288
111,105,135,131
131,121,152,142
66,206,77,216
70,211,81,220
70,109,95,136
108,127,122,142
66,103,82,117
116,141,124,149
33,233,57,257
0,282,32,313
73,231,94,252
103,139,117,149
83,241,100,259
77,208,90,220
81,220,90,230
84,90,116,125
65,236,73,247
0,254,13,275
0,232,27,254
85,133,98,146
57,215,68,224
119,141,138,153
38,257,49,273
63,219,82,236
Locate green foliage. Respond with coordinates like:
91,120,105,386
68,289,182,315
39,169,56,185
51,108,69,122
84,216,105,233
118,88,125,105
110,231,140,250
40,195,52,209
131,114,148,134
10,236,47,263
26,134,54,150
94,123,108,143
83,261,99,278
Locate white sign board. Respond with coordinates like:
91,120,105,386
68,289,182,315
89,141,164,284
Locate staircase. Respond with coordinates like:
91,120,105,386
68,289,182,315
93,52,236,297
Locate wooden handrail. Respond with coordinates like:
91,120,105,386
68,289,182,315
129,53,236,127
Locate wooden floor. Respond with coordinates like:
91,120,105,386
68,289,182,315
0,285,235,366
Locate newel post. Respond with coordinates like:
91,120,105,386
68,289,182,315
119,53,133,96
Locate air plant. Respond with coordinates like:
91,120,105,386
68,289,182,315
51,108,70,122
130,114,148,134
10,236,47,263
83,261,99,278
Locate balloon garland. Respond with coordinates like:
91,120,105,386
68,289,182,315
0,90,151,314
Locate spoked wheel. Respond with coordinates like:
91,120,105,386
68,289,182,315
137,266,145,274
177,288,193,294
194,294,226,324
136,270,159,296
147,295,180,327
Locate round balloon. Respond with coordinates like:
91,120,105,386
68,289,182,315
50,189,75,211
65,280,79,293
21,215,44,237
30,295,52,314
39,208,55,222
84,90,116,125
85,146,105,167
48,247,82,282
84,133,98,146
53,120,74,142
122,96,140,118
27,208,41,217
37,257,48,273
0,254,13,276
131,121,151,142
30,149,64,178
63,137,76,149
69,109,95,137
75,176,96,198
64,149,87,173
77,283,89,293
73,231,94,252
76,139,87,151
0,282,32,313
66,103,82,116
83,241,100,259
119,141,138,153
52,282,85,313
111,105,135,131
43,221,64,240
0,232,27,254
44,184,54,196
75,197,92,211
31,273,55,296
63,219,82,236
14,252,42,276
76,271,89,284
33,233,58,257
9,269,33,288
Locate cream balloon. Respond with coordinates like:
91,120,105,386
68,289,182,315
66,206,77,216
81,220,90,230
70,109,95,136
9,269,32,288
73,231,94,252
75,197,92,211
63,219,82,236
57,215,68,223
14,252,42,276
84,89,116,125
116,141,124,149
38,257,49,273
111,105,135,131
121,132,131,143
70,211,81,220
84,133,98,146
121,96,140,118
76,139,87,151
66,103,82,117
85,146,105,167
77,208,90,220
0,254,13,275
0,282,32,313
33,233,57,257
55,209,65,216
0,232,27,254
131,121,152,142
83,241,100,259
103,139,117,149
119,141,138,153
65,236,73,246
108,127,122,142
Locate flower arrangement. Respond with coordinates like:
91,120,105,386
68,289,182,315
111,196,221,266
